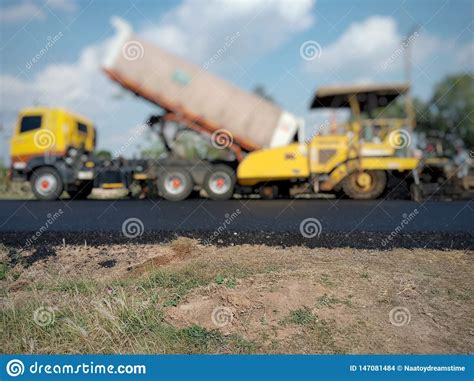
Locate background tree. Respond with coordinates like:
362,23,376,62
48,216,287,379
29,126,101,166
375,73,473,149
429,73,473,147
95,150,113,160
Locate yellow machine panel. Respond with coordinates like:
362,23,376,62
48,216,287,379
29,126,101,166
309,135,350,174
10,107,95,162
237,143,310,186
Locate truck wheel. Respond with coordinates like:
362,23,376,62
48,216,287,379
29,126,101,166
68,182,93,200
203,165,236,200
158,168,194,201
342,170,386,200
31,167,64,201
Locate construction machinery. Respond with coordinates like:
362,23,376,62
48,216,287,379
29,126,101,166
237,83,420,199
103,17,303,159
100,18,419,201
9,18,471,201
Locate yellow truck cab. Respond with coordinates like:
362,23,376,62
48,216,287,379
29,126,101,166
10,107,96,200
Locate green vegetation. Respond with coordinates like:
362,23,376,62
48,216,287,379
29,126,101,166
315,294,351,308
0,262,8,280
95,150,112,160
378,73,474,150
285,307,317,326
0,270,257,354
319,273,334,287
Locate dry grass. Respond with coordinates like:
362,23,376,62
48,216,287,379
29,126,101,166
0,239,473,354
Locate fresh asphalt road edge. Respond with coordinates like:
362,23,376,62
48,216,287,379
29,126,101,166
0,199,472,249
0,231,472,250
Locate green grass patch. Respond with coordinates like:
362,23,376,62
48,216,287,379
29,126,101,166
315,294,352,308
0,262,8,280
319,273,334,287
215,275,237,288
284,307,317,326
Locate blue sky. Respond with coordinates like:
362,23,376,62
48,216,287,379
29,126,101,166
1,0,473,162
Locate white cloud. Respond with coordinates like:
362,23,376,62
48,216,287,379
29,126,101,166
46,0,78,13
303,16,441,83
1,39,113,115
142,0,315,65
0,0,77,23
0,2,45,23
1,0,317,119
1,0,317,159
456,41,474,68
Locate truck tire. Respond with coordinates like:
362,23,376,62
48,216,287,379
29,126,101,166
157,168,194,201
342,170,386,200
203,165,236,200
68,181,93,200
31,167,64,201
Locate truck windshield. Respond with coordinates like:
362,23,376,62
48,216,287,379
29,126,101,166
20,115,42,133
77,122,88,134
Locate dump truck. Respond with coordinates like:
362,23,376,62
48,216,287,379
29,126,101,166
9,107,148,200
103,17,304,157
102,19,420,201
9,18,471,201
100,17,306,201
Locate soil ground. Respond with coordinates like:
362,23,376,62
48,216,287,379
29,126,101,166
1,238,473,354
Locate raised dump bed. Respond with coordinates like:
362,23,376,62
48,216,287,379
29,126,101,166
103,17,303,154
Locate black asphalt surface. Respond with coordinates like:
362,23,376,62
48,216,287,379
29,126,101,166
0,199,473,249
